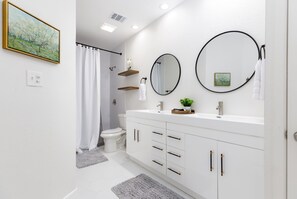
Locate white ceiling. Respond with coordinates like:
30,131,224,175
76,0,185,50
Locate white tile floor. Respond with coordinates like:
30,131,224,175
69,148,193,199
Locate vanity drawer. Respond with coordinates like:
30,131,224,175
167,162,185,183
167,146,185,168
151,157,166,175
151,127,166,144
167,130,185,150
151,141,166,159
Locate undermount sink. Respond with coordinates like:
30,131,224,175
131,110,264,124
132,109,171,114
188,113,264,124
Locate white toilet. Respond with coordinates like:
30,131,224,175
101,114,126,153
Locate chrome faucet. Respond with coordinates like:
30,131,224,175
216,101,224,116
156,101,163,112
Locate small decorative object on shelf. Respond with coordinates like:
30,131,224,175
180,98,194,111
127,58,132,70
171,108,195,114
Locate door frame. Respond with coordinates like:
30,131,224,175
287,0,297,198
265,0,288,199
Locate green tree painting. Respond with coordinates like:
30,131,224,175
7,3,60,63
214,73,231,87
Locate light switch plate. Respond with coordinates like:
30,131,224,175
27,70,43,87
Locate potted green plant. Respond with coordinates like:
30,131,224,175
180,98,194,111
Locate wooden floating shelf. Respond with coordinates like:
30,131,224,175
118,70,139,76
118,86,139,91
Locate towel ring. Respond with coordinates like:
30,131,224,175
140,77,147,84
260,45,266,59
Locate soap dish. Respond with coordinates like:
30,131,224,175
171,109,195,114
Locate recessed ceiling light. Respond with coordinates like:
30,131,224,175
100,23,117,33
160,3,169,10
132,25,139,30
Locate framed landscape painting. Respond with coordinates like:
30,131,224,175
214,73,231,87
2,0,60,64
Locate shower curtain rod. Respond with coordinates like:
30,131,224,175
76,42,122,56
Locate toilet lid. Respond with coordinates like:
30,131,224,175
102,127,122,134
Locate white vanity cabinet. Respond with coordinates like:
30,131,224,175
184,134,264,199
217,142,264,199
126,111,264,199
126,117,166,171
126,121,151,165
184,134,218,199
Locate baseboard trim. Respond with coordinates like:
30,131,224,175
63,188,78,199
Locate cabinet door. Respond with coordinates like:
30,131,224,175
136,123,153,166
184,134,218,199
126,121,138,157
218,142,264,199
127,121,152,166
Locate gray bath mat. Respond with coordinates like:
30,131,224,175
111,174,185,199
76,148,108,168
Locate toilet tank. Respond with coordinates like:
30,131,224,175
118,114,126,130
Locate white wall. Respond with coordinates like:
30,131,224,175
110,45,127,128
0,0,76,198
113,0,265,117
100,51,111,130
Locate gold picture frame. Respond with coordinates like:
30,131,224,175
2,0,60,64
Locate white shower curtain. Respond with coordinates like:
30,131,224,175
76,45,101,151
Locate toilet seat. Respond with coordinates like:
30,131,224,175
101,128,126,138
102,127,122,134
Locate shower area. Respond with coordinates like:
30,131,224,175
75,40,126,154
76,44,113,152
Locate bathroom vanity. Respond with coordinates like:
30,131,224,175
126,110,264,199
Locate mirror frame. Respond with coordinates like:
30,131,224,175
150,53,181,96
195,30,260,94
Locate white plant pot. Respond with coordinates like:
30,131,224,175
184,106,191,111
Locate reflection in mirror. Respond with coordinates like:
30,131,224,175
195,31,260,93
150,54,181,95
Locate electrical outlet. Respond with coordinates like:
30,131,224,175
27,70,43,87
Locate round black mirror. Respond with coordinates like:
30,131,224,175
150,54,181,96
195,31,260,93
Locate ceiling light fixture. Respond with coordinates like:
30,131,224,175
132,25,139,30
160,3,169,10
100,23,117,33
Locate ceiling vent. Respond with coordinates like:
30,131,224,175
110,13,127,23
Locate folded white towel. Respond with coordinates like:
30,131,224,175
139,83,146,101
260,59,265,100
252,59,262,100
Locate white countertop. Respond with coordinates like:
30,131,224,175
126,110,264,138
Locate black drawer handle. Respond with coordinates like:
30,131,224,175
152,160,163,166
152,146,163,151
168,168,181,176
221,154,224,176
152,131,163,136
167,135,181,140
167,152,181,158
137,130,140,142
210,150,214,172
